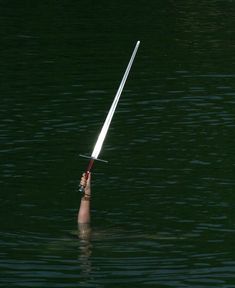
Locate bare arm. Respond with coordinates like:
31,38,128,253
77,172,91,224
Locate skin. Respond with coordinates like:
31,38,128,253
77,172,91,224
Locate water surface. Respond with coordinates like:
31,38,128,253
0,1,235,287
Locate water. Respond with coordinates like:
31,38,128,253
1,1,235,287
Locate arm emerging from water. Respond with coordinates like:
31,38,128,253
77,172,91,224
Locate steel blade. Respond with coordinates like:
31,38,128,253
91,41,140,159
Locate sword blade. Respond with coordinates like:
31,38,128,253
91,40,140,159
79,41,140,193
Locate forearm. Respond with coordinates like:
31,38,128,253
78,196,91,224
77,175,91,224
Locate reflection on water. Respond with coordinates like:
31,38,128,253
0,214,234,287
78,223,92,277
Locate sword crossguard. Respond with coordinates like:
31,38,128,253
79,154,108,163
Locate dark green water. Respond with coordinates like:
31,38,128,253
1,1,235,287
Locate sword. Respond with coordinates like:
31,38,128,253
79,41,140,192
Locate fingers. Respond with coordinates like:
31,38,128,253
80,172,91,188
80,173,87,187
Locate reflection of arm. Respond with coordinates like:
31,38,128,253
78,223,91,240
77,173,91,224
78,222,92,276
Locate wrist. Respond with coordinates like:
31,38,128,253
84,187,91,195
82,193,91,201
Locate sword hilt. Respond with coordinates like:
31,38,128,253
78,155,108,193
79,171,90,193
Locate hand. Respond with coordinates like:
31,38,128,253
80,172,91,195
